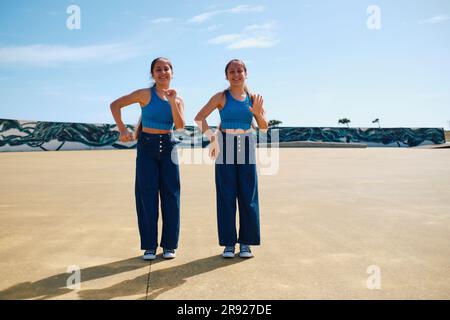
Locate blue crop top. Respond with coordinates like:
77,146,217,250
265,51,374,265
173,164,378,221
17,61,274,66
219,90,253,130
141,86,174,130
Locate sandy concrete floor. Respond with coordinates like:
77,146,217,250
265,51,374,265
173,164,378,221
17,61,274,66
0,148,449,300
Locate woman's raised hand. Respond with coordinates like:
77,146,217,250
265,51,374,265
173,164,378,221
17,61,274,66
162,88,177,105
249,94,265,117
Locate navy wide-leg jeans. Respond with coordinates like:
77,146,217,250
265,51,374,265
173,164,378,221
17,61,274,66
135,132,180,250
215,132,260,247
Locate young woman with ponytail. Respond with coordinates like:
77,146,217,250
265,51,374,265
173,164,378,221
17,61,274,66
194,59,268,258
110,57,185,260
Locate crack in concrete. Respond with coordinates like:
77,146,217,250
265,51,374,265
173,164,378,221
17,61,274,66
145,260,151,300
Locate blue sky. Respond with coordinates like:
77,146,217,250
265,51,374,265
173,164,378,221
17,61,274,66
0,0,449,128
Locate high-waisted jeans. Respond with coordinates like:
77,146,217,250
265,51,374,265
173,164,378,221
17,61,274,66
135,131,180,250
215,132,260,246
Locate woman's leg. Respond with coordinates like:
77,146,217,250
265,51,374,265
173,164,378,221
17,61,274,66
237,135,260,245
135,138,160,250
237,163,260,245
159,143,181,250
215,133,239,246
215,163,239,246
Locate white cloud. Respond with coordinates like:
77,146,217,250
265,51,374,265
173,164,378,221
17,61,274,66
208,21,278,50
189,4,266,23
208,34,242,44
228,36,278,49
150,17,175,24
243,22,276,32
189,11,221,23
0,43,144,67
419,15,449,24
227,5,265,14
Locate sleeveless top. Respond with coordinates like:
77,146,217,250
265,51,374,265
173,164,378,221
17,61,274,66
141,86,174,130
219,90,253,130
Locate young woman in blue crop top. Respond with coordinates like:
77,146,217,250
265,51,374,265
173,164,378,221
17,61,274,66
195,59,268,258
110,57,185,260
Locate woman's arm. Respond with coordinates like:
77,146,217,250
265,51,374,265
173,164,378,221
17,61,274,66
172,97,186,131
194,92,224,141
195,92,224,160
251,94,268,133
163,88,185,131
163,89,185,130
110,89,148,141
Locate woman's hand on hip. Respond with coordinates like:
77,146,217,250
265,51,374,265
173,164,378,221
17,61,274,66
119,127,134,142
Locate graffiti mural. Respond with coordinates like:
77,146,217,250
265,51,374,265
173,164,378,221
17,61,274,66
272,127,446,147
0,119,131,151
0,118,202,152
0,118,445,152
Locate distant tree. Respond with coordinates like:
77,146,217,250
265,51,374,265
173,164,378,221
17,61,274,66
372,118,381,128
268,119,283,128
447,121,450,142
338,118,351,128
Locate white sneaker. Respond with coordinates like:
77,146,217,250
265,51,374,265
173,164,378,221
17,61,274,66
163,248,176,259
239,244,253,258
222,246,235,258
143,249,156,260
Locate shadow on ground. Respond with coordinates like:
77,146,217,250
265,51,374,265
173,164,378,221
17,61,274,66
79,255,245,300
0,255,245,300
0,256,149,300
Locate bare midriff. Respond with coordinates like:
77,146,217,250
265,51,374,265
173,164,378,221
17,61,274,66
142,127,171,134
221,128,252,134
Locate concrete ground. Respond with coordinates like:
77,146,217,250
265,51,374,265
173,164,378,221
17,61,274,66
0,148,449,300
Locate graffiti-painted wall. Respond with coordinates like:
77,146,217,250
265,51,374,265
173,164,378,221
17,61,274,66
0,118,445,152
0,118,198,152
275,127,445,147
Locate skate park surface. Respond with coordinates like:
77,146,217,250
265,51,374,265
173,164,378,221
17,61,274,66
0,148,449,300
